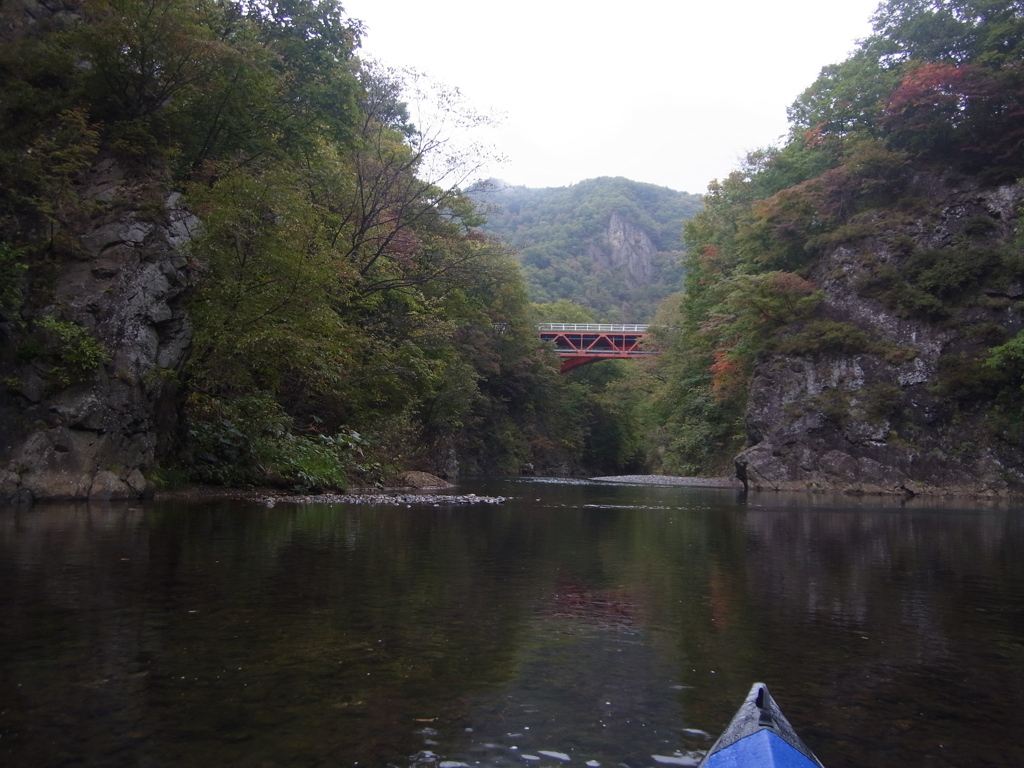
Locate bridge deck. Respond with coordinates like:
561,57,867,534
538,323,657,373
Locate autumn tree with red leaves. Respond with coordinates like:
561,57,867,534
883,60,1024,178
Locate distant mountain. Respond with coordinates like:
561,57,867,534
469,177,703,321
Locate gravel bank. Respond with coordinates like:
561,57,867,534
590,475,742,488
270,492,509,507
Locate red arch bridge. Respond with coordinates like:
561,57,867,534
537,323,658,373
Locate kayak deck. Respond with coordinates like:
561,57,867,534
697,683,824,768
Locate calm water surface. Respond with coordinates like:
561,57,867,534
1,478,1023,768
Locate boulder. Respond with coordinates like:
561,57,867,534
399,471,454,489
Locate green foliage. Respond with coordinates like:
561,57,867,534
184,163,356,403
869,0,1024,67
531,299,597,324
0,244,28,314
984,329,1024,445
185,393,361,490
882,60,1024,180
815,390,854,425
616,293,748,476
470,177,701,320
963,214,999,238
0,0,364,184
854,263,949,318
789,1,1024,181
163,34,594,482
724,272,823,328
697,272,824,403
736,142,912,271
64,0,363,172
648,364,747,475
180,144,584,479
986,330,1024,385
36,315,111,387
932,351,1009,400
906,245,1002,298
857,241,1011,319
789,52,900,152
863,383,903,423
0,106,100,256
772,320,877,357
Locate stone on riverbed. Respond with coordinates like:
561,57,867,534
538,750,571,761
399,471,454,489
651,754,701,766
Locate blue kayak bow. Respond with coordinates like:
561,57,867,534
697,683,825,768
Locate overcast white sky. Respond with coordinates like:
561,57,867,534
341,0,883,194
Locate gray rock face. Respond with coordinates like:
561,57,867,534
0,0,79,39
1,161,197,502
736,178,1024,497
586,212,656,289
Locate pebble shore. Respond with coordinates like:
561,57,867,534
257,476,741,507
270,492,509,507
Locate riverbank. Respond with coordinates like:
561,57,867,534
152,474,741,506
154,486,509,507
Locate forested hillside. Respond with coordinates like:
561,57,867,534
470,178,702,320
628,0,1024,494
0,0,601,500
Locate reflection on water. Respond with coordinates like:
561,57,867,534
1,481,1022,768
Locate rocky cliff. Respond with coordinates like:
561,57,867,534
0,161,196,502
0,0,197,502
736,176,1024,497
585,212,656,289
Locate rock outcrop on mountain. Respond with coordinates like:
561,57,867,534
735,177,1024,497
585,212,655,289
469,177,701,319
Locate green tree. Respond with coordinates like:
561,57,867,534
531,299,598,323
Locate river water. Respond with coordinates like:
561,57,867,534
1,477,1022,768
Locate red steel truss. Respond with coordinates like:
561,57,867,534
538,323,657,373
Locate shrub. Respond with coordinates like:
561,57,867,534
986,330,1024,386
773,320,875,357
815,390,851,424
185,393,362,491
37,315,110,387
0,244,27,314
906,245,1001,299
856,264,950,319
932,352,1007,402
863,384,902,423
962,215,998,239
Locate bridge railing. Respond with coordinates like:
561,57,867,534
537,323,649,333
